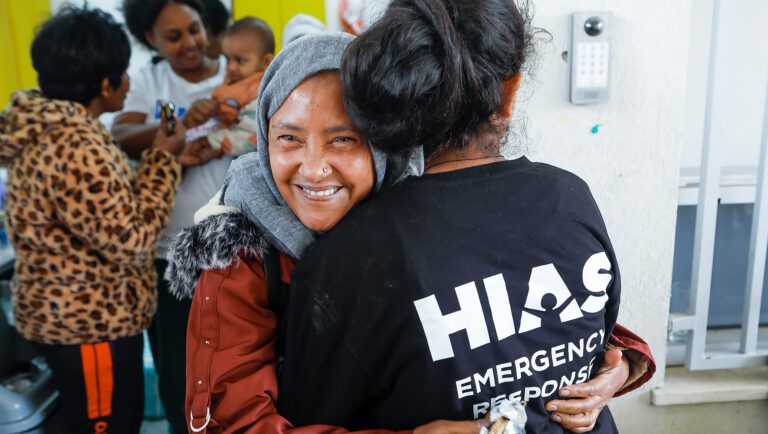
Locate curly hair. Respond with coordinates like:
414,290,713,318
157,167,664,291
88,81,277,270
32,6,130,105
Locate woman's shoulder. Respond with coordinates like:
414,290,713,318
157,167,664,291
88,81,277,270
165,211,271,299
526,160,591,188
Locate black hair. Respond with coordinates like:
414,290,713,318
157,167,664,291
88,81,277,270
341,0,536,157
226,17,275,55
31,6,130,106
201,0,230,35
122,0,206,50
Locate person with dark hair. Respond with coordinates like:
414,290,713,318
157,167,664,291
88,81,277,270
272,1,640,432
0,6,186,434
201,0,231,59
115,1,231,433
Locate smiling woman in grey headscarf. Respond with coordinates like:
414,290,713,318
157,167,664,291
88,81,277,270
164,32,477,434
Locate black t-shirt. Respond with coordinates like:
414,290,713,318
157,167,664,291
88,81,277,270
278,158,620,433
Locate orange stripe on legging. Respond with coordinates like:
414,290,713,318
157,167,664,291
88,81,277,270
80,343,114,419
80,344,100,419
94,343,113,417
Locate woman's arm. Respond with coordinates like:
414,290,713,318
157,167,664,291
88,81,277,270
185,254,480,434
546,325,655,433
112,112,158,158
545,324,655,434
546,349,628,433
607,323,656,396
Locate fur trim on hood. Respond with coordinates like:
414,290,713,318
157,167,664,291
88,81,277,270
165,211,269,299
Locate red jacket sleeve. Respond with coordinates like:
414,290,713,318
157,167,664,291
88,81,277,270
185,253,410,434
608,323,656,397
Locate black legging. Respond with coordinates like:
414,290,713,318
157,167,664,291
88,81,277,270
34,333,144,434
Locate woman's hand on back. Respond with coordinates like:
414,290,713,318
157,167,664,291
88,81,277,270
183,98,219,128
546,348,629,433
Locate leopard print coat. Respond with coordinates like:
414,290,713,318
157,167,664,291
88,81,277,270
0,90,182,345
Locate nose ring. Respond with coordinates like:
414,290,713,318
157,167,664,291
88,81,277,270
322,167,329,174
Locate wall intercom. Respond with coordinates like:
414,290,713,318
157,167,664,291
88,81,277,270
570,12,612,104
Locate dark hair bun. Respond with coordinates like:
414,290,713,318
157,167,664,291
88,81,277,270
341,0,533,155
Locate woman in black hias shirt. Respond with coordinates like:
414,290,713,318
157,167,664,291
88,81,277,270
277,1,626,433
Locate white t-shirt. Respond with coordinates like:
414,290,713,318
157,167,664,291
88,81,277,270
122,58,232,258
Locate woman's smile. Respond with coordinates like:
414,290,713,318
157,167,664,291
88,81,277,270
295,184,343,199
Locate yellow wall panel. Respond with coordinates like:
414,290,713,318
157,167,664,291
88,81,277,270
0,0,50,104
232,0,325,52
0,0,21,105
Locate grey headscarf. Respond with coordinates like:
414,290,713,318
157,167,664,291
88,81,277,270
221,32,422,259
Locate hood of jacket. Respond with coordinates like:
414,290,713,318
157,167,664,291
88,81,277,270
165,210,270,299
0,89,94,164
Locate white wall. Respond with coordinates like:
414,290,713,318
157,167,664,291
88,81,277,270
514,1,690,431
324,0,387,32
682,0,768,170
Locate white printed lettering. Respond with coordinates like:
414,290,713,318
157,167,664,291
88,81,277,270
532,350,550,371
474,368,496,393
568,340,584,359
473,402,490,419
523,386,542,401
456,376,473,399
414,282,490,361
542,380,559,397
497,362,514,384
520,264,583,334
515,356,533,379
577,364,589,383
551,344,566,367
559,371,576,388
483,274,516,340
581,252,611,313
491,394,507,409
587,332,599,352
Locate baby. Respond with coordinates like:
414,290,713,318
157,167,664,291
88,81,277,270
205,17,274,156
